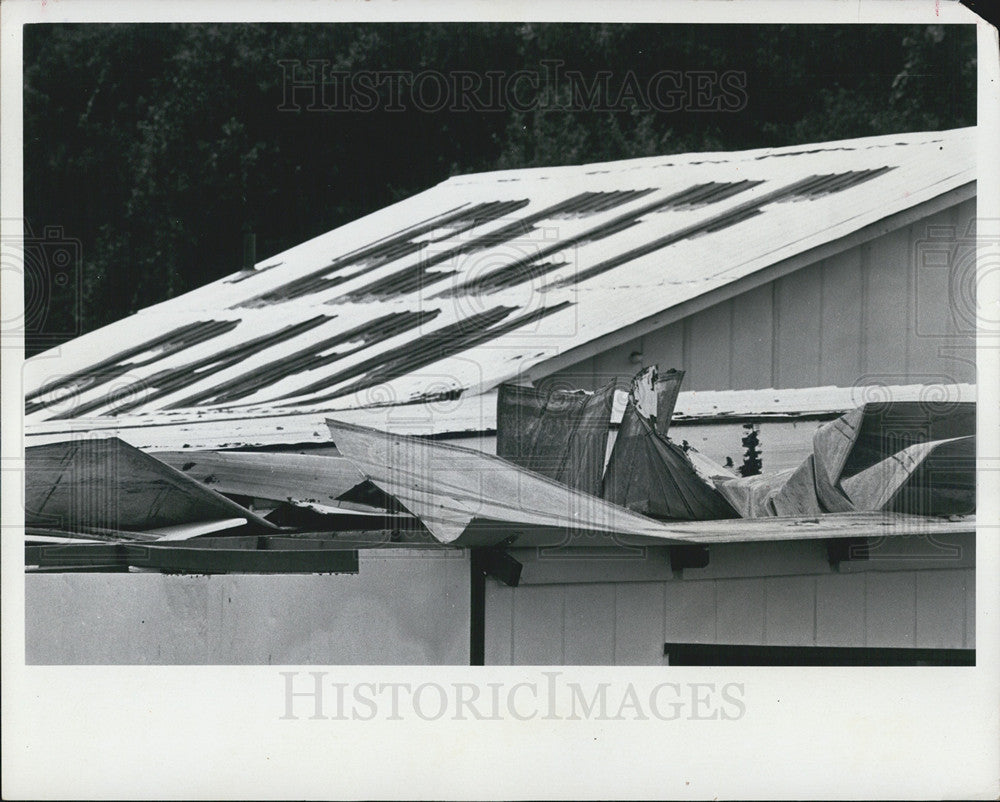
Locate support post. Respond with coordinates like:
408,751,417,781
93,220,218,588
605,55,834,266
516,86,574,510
469,548,486,666
470,547,522,665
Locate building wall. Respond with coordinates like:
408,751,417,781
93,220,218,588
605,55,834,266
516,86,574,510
25,550,469,664
485,536,975,665
547,198,976,392
25,534,976,667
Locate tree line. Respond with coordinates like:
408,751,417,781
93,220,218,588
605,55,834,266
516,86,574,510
23,23,975,354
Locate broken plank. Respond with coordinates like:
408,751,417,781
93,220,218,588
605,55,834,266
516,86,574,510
122,544,359,574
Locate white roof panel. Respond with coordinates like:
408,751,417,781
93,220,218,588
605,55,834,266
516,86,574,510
24,127,977,423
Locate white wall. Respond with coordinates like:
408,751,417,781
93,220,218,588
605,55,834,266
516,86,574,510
26,550,469,664
485,536,976,665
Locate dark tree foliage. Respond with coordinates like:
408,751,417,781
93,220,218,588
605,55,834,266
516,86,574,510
23,23,976,354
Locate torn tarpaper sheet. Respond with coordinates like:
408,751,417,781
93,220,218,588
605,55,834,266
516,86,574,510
496,381,615,496
602,366,737,520
25,437,276,533
716,402,976,517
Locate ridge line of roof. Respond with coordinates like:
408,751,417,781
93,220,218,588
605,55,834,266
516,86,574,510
438,126,977,186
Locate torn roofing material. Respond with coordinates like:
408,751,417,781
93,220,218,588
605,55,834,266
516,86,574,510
322,415,966,547
811,400,975,514
715,401,976,518
840,435,974,515
324,417,979,546
325,416,702,547
24,128,976,420
715,457,825,519
23,439,414,572
812,401,975,485
156,450,367,507
602,366,737,520
496,381,615,496
19,418,977,569
25,437,276,533
156,448,420,530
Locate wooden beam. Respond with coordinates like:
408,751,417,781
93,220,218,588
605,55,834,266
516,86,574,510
25,541,361,574
123,544,359,574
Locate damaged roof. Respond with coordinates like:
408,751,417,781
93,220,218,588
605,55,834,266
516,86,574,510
22,365,976,573
24,127,977,422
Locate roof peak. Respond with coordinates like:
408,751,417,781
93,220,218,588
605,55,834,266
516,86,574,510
442,126,977,186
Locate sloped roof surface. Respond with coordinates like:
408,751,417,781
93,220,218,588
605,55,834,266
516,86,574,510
24,127,976,422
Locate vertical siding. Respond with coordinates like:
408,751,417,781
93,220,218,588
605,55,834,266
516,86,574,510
547,200,976,391
818,248,865,385
715,578,766,644
686,300,733,390
965,570,976,648
542,356,597,392
641,321,686,377
774,264,823,388
511,585,565,664
484,582,515,665
730,283,774,389
593,339,640,388
663,581,717,643
862,226,911,379
909,198,977,384
915,570,968,649
944,198,975,344
907,210,955,382
864,572,917,647
763,576,816,646
614,583,666,665
563,585,617,664
486,565,974,664
815,572,866,646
